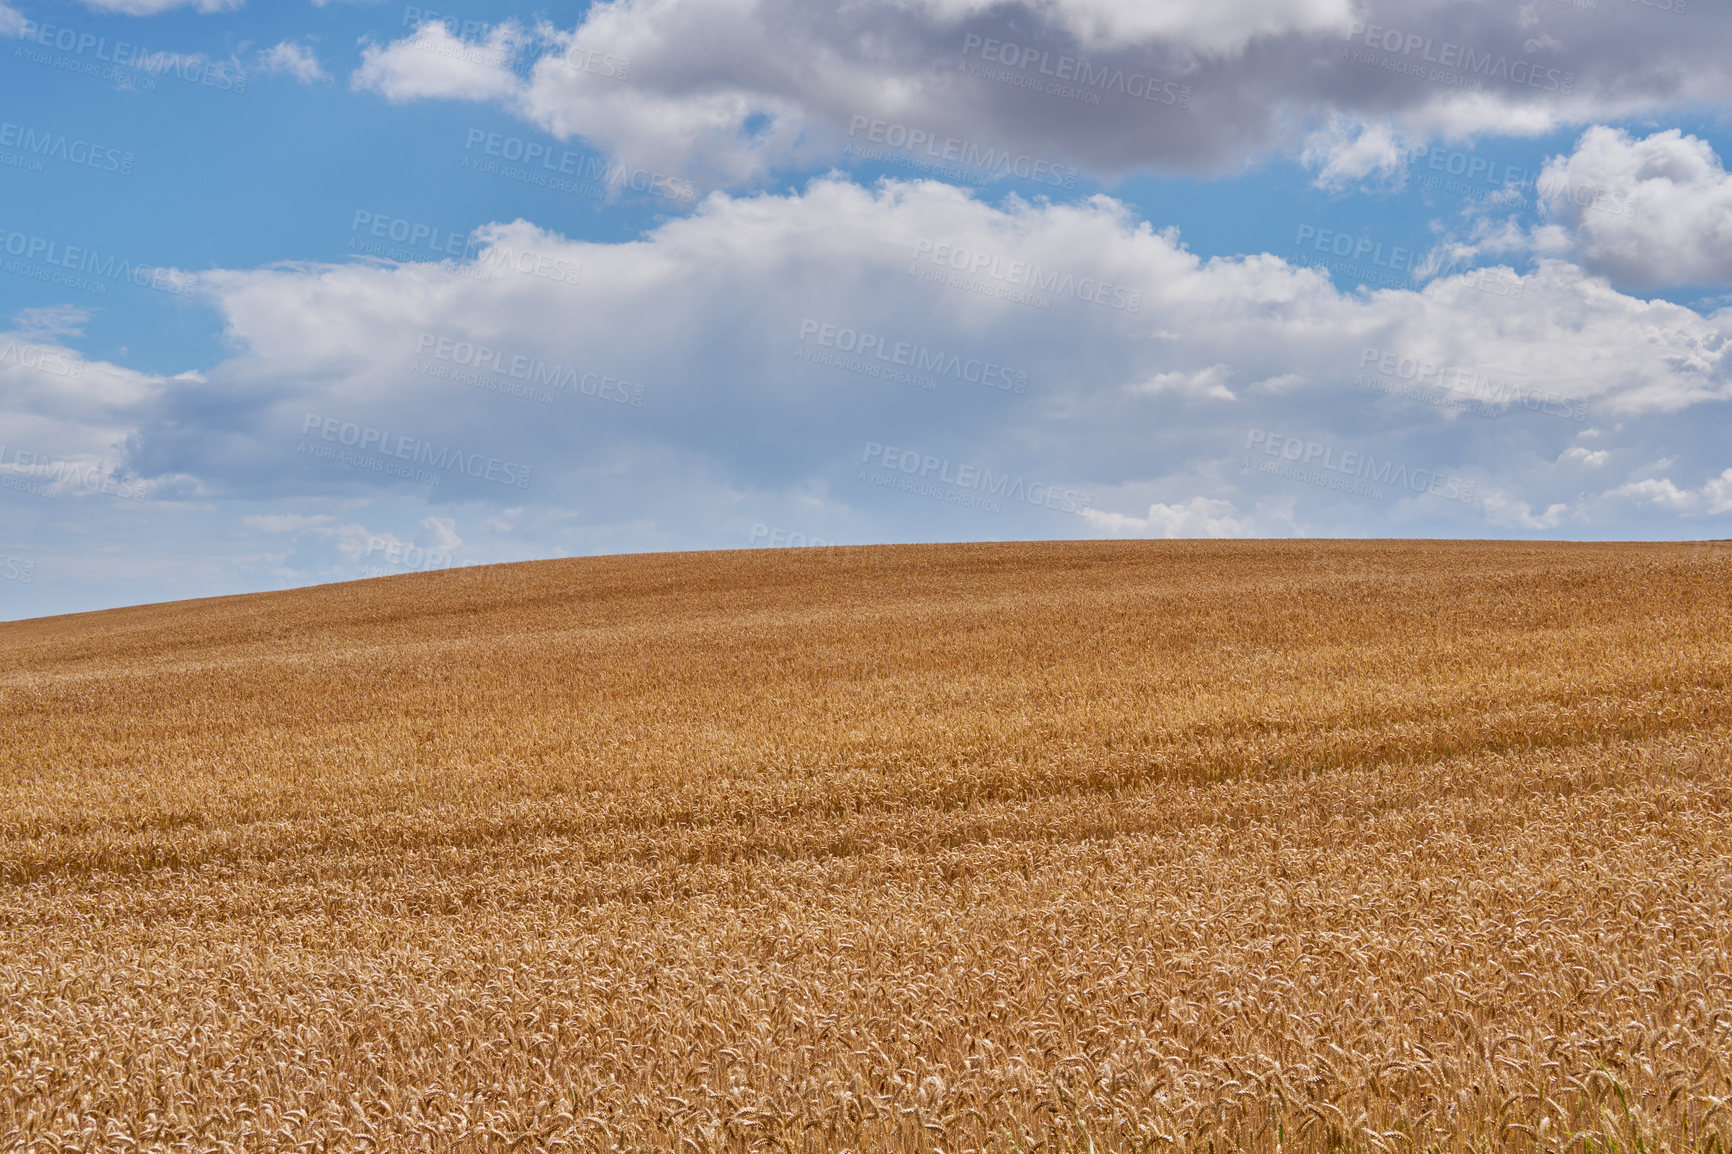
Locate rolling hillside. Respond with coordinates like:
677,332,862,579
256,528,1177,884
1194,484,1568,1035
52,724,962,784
2,540,1730,1152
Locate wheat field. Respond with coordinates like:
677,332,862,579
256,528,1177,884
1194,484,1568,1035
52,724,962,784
1,540,1730,1153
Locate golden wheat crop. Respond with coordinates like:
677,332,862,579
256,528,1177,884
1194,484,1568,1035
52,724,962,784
2,540,1730,1153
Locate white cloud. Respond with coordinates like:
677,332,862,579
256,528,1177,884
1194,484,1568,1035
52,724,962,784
111,177,1728,554
347,0,1732,189
1,323,173,504
0,4,24,36
9,306,93,341
14,171,1732,617
1611,469,1732,516
1537,127,1732,288
258,41,329,84
1134,364,1235,400
1250,372,1306,394
1611,476,1693,510
1479,493,1573,530
420,515,463,551
483,507,525,534
1301,118,1411,192
1559,446,1608,468
1082,496,1254,537
910,0,1356,56
1708,472,1732,515
75,0,240,11
352,21,528,105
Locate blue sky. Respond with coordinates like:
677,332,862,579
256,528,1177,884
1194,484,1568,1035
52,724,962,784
3,0,1731,617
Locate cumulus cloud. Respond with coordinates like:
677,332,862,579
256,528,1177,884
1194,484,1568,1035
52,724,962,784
352,21,529,104
1479,492,1573,531
1536,127,1732,288
332,516,465,564
258,41,329,84
346,0,1732,189
1,321,174,504
104,177,1727,556
911,0,1356,56
1611,469,1732,516
1301,117,1411,192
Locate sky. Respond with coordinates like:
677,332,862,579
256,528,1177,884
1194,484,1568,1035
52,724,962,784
1,0,1730,619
